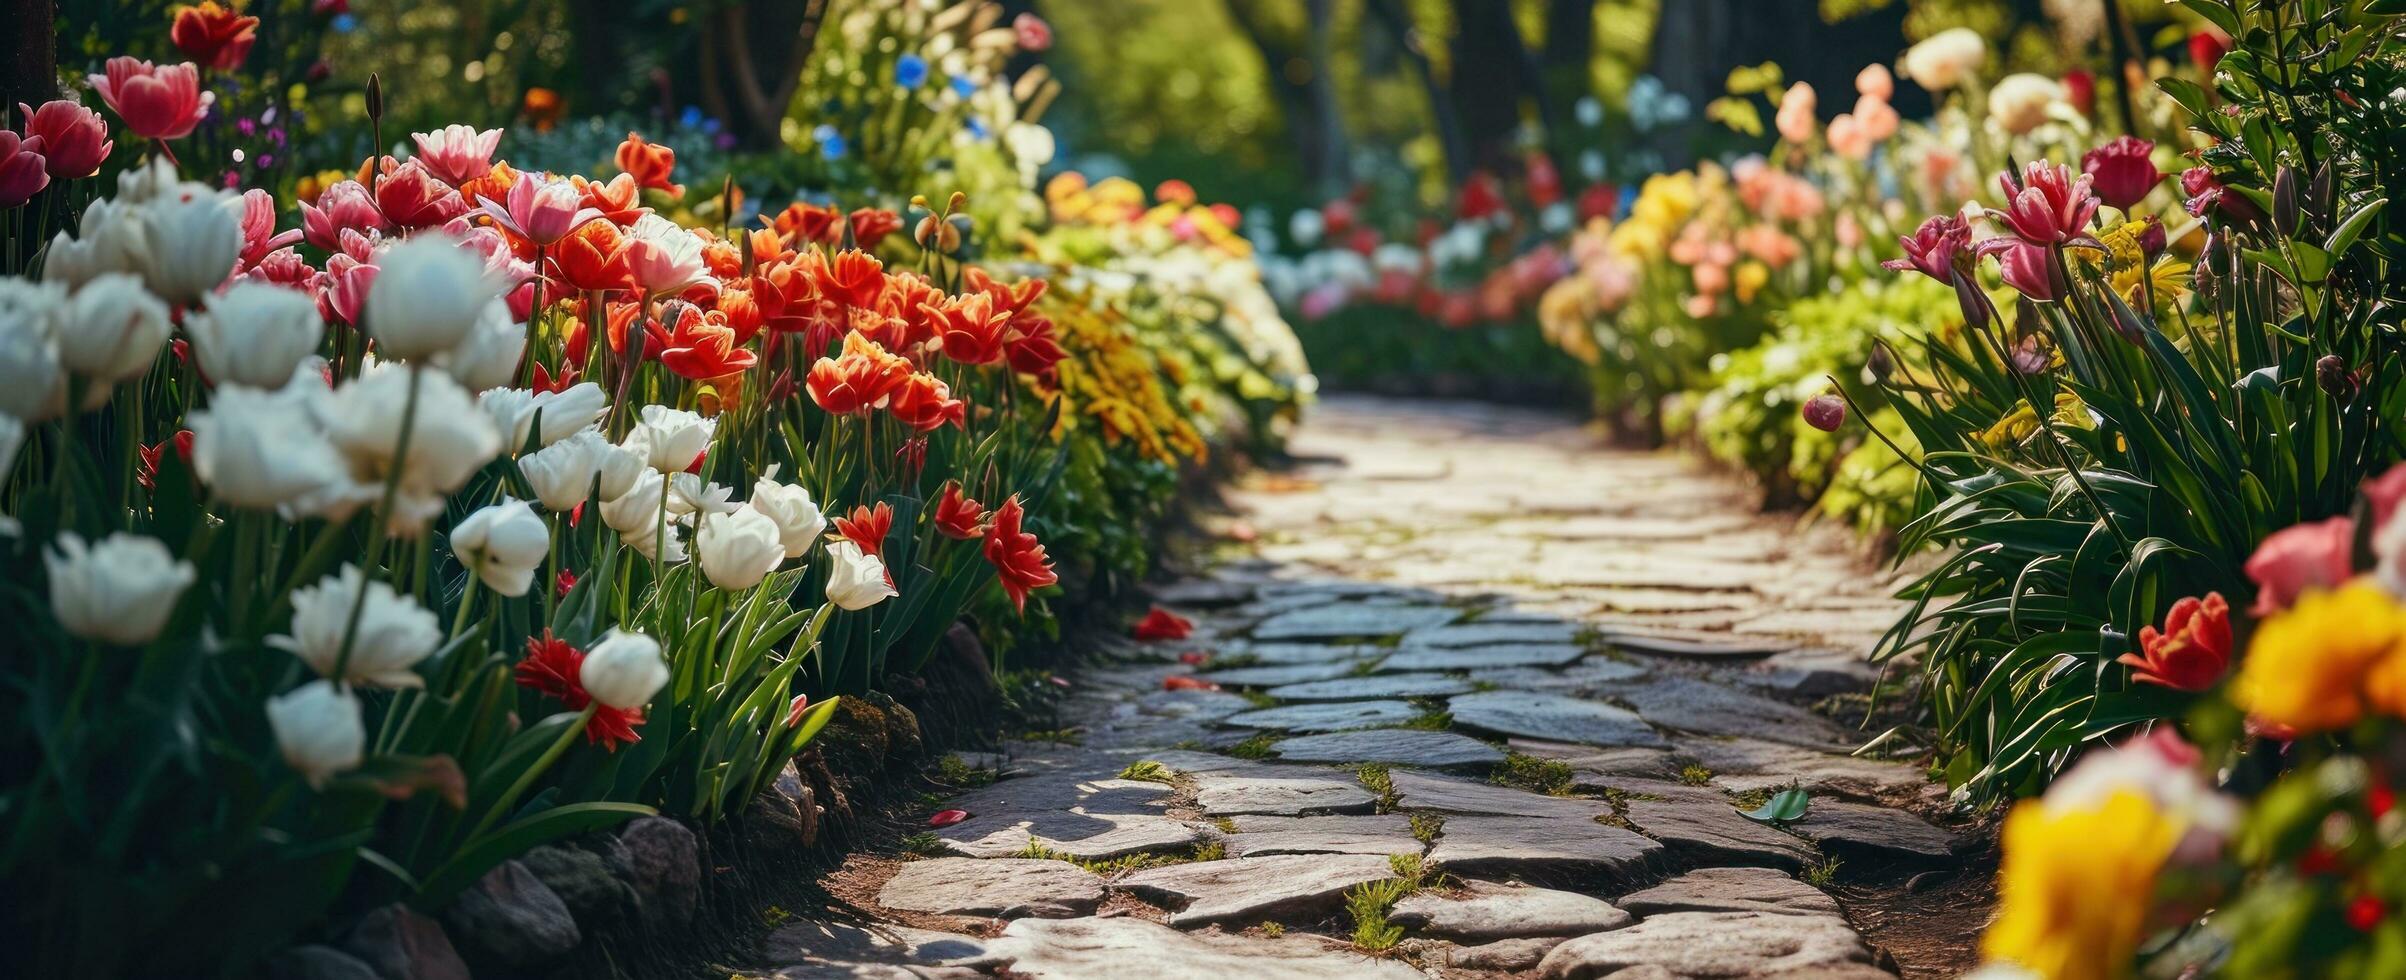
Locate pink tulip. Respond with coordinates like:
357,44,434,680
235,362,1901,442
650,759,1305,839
478,174,601,246
1826,113,1872,161
1856,63,1895,101
1775,82,1818,144
1882,214,1970,285
371,159,467,230
1993,160,2101,247
299,179,391,251
235,188,302,268
1013,13,1052,52
17,100,113,179
410,124,504,187
2242,516,2357,617
88,57,211,141
0,131,47,208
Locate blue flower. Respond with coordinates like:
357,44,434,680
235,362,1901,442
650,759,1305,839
332,13,357,32
814,124,848,161
949,74,977,98
895,54,929,89
679,105,704,129
965,118,990,140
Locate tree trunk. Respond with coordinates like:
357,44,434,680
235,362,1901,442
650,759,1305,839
1365,0,1465,183
3,0,58,117
1539,0,1594,159
1447,0,1539,174
1224,0,1348,195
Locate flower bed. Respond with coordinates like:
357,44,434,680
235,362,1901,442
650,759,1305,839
0,3,1306,975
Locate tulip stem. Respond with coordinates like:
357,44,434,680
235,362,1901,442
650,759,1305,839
447,585,478,642
468,703,597,841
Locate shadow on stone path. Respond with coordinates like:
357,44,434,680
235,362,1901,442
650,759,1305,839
748,396,1990,979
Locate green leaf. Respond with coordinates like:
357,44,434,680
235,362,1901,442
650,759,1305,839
1740,789,1810,824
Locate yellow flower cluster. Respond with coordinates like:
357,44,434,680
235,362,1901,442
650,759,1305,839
2233,581,2406,733
2083,220,2193,313
1608,170,1707,260
1983,791,2186,980
1039,292,1207,466
1978,392,2093,454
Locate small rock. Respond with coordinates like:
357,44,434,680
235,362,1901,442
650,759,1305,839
883,699,926,761
774,762,823,848
1390,880,1633,941
1784,800,1957,859
1619,798,1815,870
1223,814,1424,857
1381,644,1589,671
1602,632,1791,660
1536,910,1885,979
1425,817,1662,879
1447,691,1665,748
1264,673,1474,701
1251,603,1460,641
1613,867,1842,918
1403,621,1585,648
988,916,1427,979
745,784,813,854
265,945,380,980
1223,700,1423,733
762,921,1011,970
1386,770,1616,821
1451,936,1568,972
441,860,581,967
1114,853,1398,927
877,858,1105,919
1195,662,1362,687
1152,579,1259,608
1196,775,1378,817
519,844,638,927
932,772,1208,860
341,903,469,980
1617,678,1849,749
1270,729,1507,768
613,816,702,930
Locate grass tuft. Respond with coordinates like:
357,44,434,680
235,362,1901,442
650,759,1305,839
1803,856,1843,887
1260,921,1285,937
1345,878,1410,952
1408,812,1445,845
1227,732,1280,760
934,755,999,788
1677,763,1715,786
899,832,947,857
1491,752,1577,796
1388,852,1441,892
1401,710,1454,731
1118,760,1175,783
1355,763,1399,813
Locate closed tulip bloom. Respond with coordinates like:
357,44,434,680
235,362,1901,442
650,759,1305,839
518,428,613,510
58,274,172,405
480,381,608,451
581,629,669,709
746,467,824,557
2081,136,2162,213
275,564,441,687
614,132,682,195
410,124,504,187
825,539,898,610
0,131,47,209
321,366,503,534
696,507,786,591
264,680,364,788
0,279,67,422
622,404,716,473
299,179,389,250
185,283,323,388
88,58,211,141
18,100,113,180
171,1,259,70
365,234,499,360
45,531,196,645
451,498,549,596
435,298,525,392
137,190,241,305
600,468,670,535
188,371,352,509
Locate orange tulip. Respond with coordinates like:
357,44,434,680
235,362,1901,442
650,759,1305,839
887,373,966,433
934,482,987,540
821,249,887,309
551,220,633,293
615,131,683,195
983,497,1058,614
806,333,912,414
834,502,895,557
658,303,757,380
925,292,1011,366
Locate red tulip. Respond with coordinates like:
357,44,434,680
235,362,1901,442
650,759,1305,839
657,304,756,380
1013,12,1052,51
0,132,46,209
1132,607,1194,642
820,249,887,309
373,159,468,230
2081,136,2160,212
514,630,646,750
614,131,683,196
551,220,634,293
806,333,913,414
982,497,1058,615
1003,312,1067,379
926,291,1011,366
2116,593,2232,691
1991,161,2101,248
849,207,902,249
88,57,210,141
1802,394,1846,432
2189,31,2231,73
886,373,965,433
1162,676,1220,692
934,482,987,540
834,501,895,558
16,100,112,180
171,1,259,71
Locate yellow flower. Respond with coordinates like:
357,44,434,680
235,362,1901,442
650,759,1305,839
1980,401,2041,454
2231,580,2406,733
1734,261,1770,304
2112,260,2191,311
1982,790,2183,980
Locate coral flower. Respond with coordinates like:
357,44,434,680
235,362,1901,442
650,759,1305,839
933,482,987,540
88,57,211,141
849,208,903,249
927,292,1012,366
411,124,505,188
0,132,46,209
573,172,649,225
373,159,469,230
2081,136,2161,212
834,502,894,558
966,266,1048,318
17,100,112,180
1132,607,1194,641
551,220,634,293
886,373,966,432
2243,516,2357,617
772,201,845,245
615,132,683,196
514,630,646,749
2117,593,2232,691
821,249,887,309
171,1,259,71
657,304,756,380
806,333,913,414
1993,161,2102,248
2232,581,2406,734
982,496,1058,614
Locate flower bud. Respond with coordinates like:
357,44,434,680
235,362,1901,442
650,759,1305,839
2272,165,2300,237
364,234,499,360
1803,394,1846,432
581,629,668,710
825,539,898,610
1865,344,1895,382
451,498,550,596
265,680,365,787
2318,355,2357,403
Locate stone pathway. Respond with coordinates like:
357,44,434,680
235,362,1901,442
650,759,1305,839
746,396,1986,979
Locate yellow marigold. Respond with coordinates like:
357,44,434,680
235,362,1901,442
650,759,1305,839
1981,790,2183,980
2232,580,2406,733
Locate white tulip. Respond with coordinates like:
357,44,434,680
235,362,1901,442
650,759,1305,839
600,469,670,535
450,498,550,596
619,518,689,563
44,531,196,646
696,507,786,591
188,372,352,510
581,629,668,709
114,155,182,203
746,467,824,558
264,680,365,788
824,539,898,610
621,404,716,473
0,279,67,422
273,564,442,688
480,381,607,452
364,234,498,360
57,274,171,405
1987,73,2065,137
590,432,646,500
321,365,503,535
518,429,611,511
138,189,241,305
668,472,738,517
1899,27,1987,93
435,298,525,393
185,284,325,388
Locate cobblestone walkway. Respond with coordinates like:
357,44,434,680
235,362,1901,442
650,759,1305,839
753,396,1985,979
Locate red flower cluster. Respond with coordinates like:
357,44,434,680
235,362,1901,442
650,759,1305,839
514,631,647,750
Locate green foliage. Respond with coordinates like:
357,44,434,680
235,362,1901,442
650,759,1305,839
1345,878,1410,952
1355,763,1400,813
1228,732,1282,760
1409,812,1446,845
1118,760,1176,783
1740,788,1813,824
1491,753,1578,796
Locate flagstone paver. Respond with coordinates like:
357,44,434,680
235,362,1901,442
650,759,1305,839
747,396,1975,980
